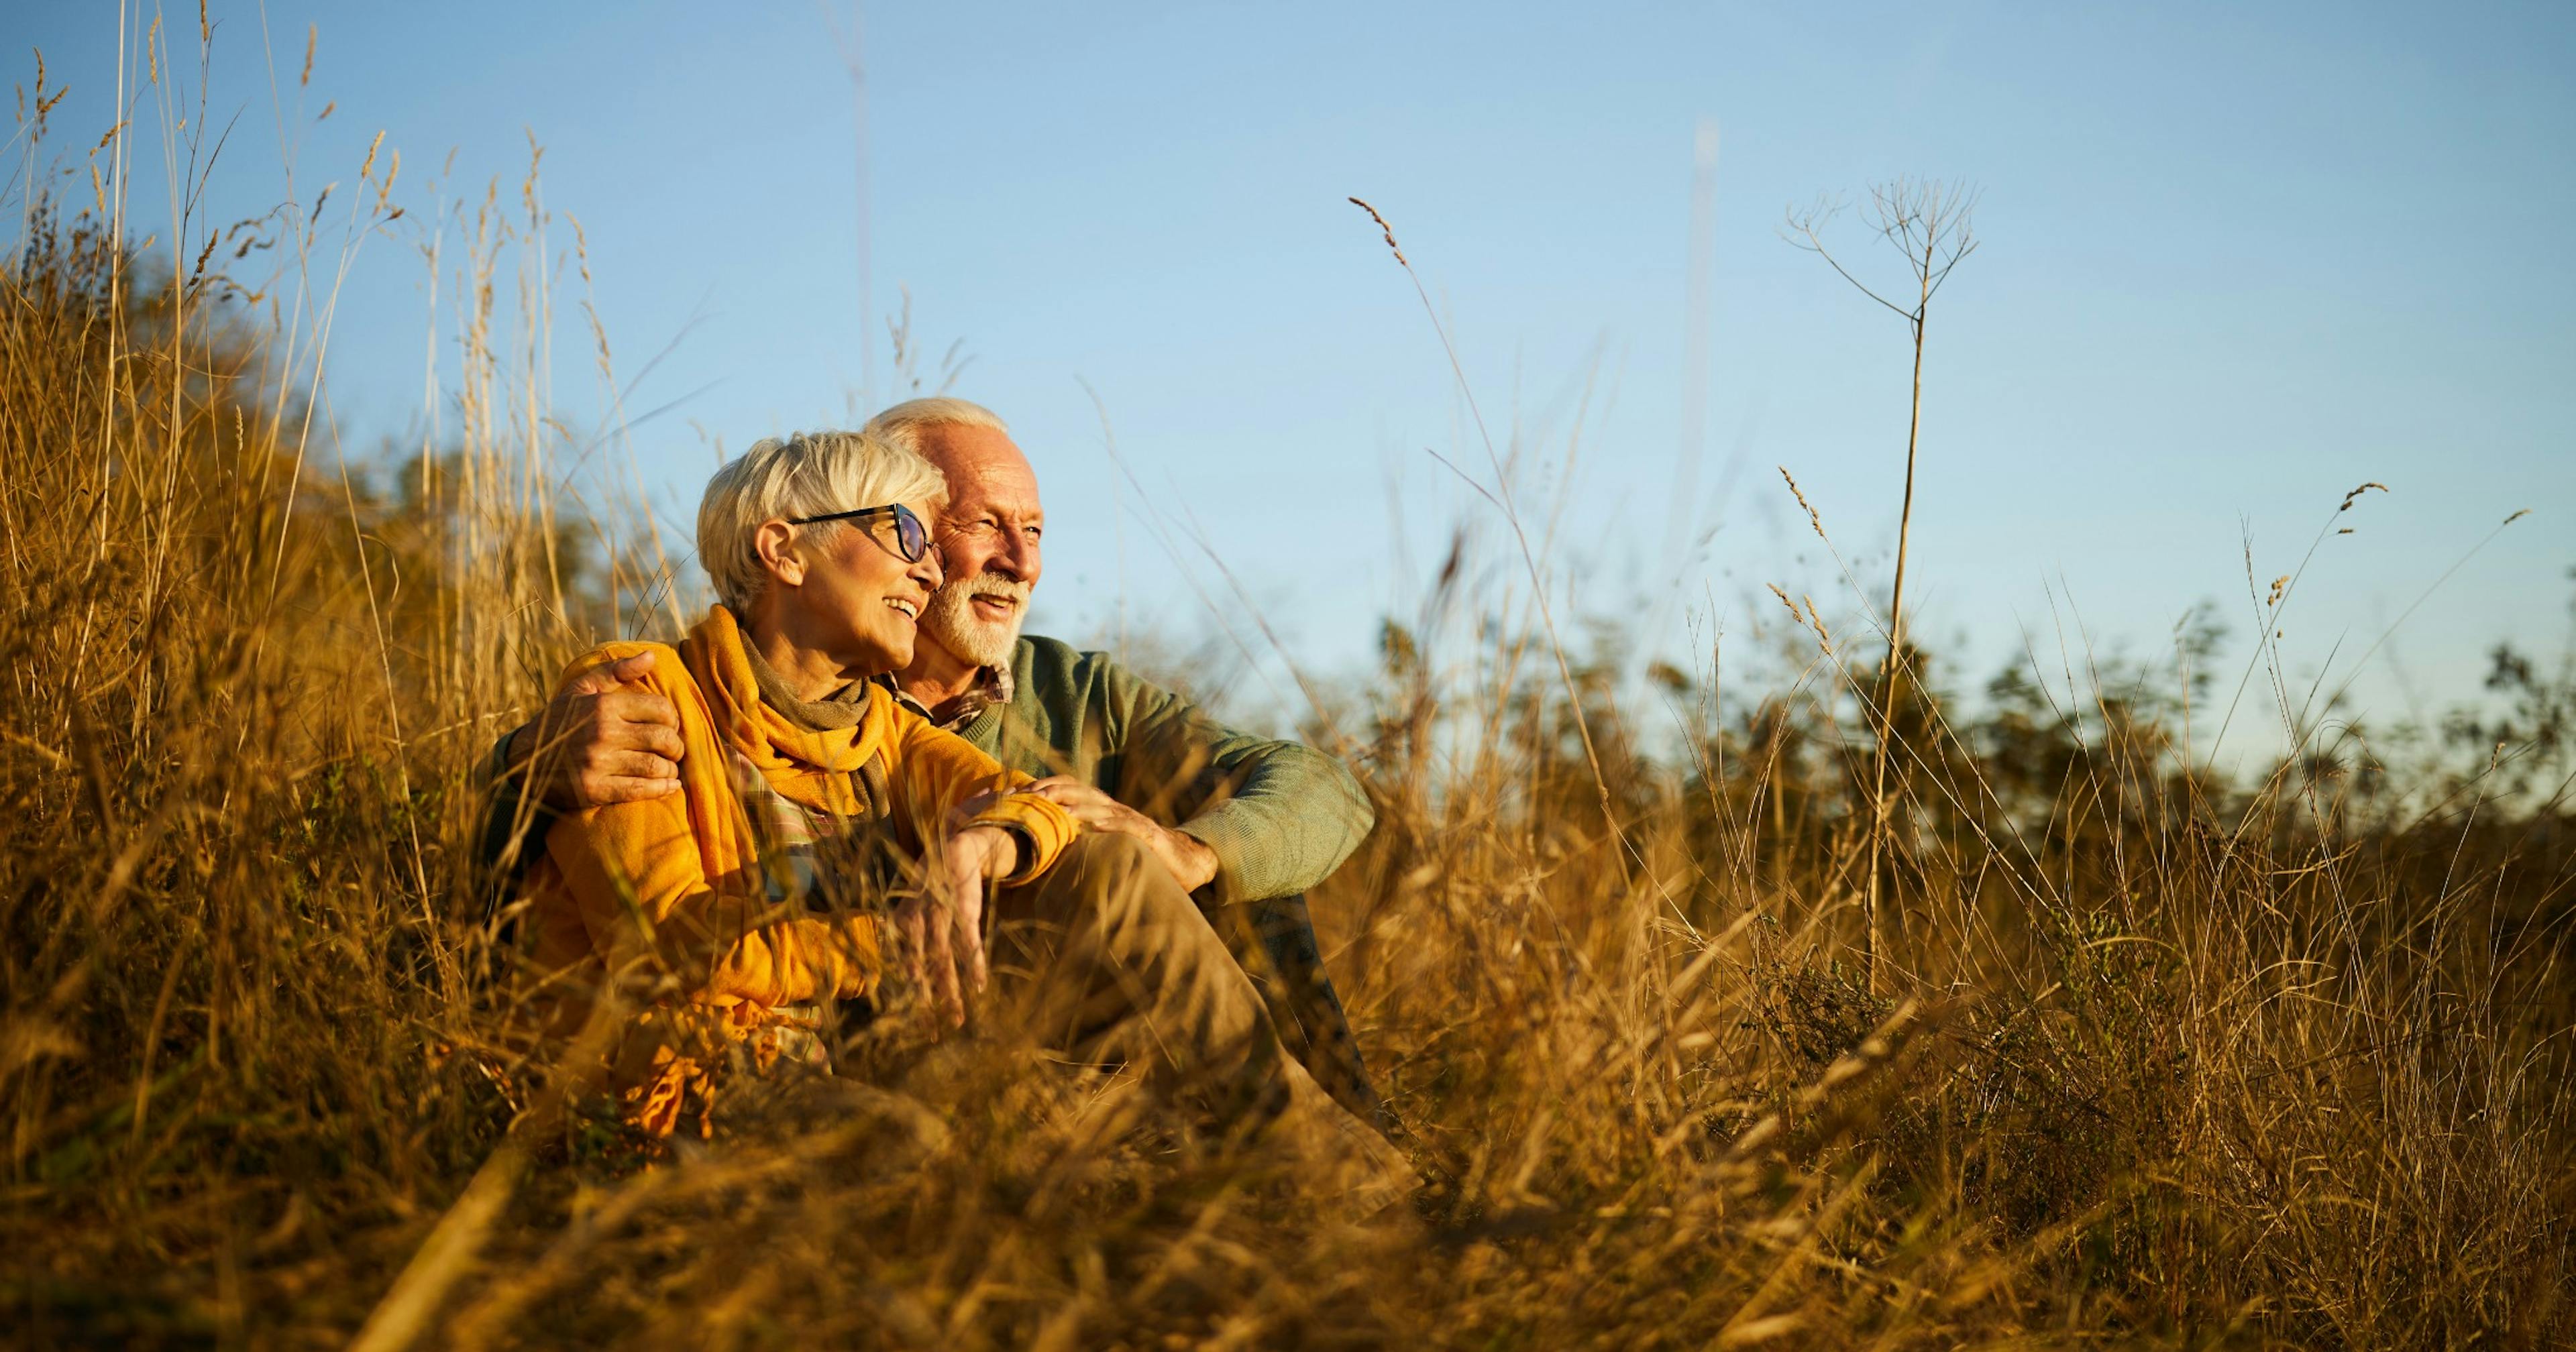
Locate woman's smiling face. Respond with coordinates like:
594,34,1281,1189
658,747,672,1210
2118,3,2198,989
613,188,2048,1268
781,502,945,677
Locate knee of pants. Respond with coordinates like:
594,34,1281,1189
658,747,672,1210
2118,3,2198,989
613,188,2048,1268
1062,832,1197,932
1069,829,1158,877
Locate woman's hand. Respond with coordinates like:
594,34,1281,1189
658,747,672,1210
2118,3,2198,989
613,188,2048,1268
896,824,1018,1030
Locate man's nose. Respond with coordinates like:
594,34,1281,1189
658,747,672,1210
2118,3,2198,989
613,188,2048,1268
992,529,1038,582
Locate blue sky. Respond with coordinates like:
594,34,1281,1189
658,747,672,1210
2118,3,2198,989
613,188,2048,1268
14,1,2573,766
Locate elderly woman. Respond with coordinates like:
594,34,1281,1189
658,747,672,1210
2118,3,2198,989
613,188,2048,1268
518,431,1393,1179
517,429,1067,1133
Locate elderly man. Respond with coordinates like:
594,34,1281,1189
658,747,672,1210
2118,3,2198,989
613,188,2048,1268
482,398,1388,1126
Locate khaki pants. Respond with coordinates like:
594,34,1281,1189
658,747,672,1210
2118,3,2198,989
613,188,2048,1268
984,834,1405,1200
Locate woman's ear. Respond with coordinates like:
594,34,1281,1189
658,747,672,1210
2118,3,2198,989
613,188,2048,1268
753,519,805,589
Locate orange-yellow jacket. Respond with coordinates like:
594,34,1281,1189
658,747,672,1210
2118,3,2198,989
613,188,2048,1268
519,606,1078,1125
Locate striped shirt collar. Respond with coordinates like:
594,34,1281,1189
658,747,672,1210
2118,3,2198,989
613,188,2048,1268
883,661,1015,732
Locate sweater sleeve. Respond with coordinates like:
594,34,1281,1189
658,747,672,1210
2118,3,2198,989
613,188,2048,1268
888,698,1081,886
544,647,881,1008
1103,661,1375,902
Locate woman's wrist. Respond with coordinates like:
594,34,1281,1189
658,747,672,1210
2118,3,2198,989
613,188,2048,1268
962,823,1026,880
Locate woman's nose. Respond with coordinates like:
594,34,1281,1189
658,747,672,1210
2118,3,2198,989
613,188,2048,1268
910,550,945,592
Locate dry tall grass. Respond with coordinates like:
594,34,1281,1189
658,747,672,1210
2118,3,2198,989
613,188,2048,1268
3,42,2571,1350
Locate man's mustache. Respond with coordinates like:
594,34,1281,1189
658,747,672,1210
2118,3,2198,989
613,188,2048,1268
945,576,1030,609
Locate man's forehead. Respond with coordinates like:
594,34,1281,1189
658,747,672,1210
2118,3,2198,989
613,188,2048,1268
920,424,1042,514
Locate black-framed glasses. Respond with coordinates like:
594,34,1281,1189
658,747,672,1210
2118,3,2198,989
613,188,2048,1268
786,502,930,563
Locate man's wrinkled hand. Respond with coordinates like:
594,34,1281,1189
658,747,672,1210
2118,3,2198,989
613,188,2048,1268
1022,776,1219,893
508,651,686,812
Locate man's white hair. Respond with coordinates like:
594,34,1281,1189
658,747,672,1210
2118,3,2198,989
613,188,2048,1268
861,396,1011,459
696,429,948,613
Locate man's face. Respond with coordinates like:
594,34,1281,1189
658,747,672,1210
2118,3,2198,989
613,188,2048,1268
916,423,1044,669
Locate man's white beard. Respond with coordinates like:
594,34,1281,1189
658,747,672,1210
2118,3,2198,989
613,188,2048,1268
920,575,1028,669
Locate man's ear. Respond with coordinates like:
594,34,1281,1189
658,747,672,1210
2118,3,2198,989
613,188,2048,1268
753,519,805,589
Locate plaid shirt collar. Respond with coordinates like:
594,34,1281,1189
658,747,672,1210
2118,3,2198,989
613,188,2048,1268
883,661,1015,732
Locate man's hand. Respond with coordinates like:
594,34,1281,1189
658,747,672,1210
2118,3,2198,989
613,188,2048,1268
507,652,686,811
1023,776,1220,893
894,824,1015,1030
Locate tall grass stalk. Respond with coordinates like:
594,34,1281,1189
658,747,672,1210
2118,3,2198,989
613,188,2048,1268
1788,179,1979,982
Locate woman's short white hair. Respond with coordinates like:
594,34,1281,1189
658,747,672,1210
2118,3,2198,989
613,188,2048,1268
861,396,1010,458
696,429,948,612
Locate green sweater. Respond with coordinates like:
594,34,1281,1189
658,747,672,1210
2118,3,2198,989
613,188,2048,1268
954,635,1373,903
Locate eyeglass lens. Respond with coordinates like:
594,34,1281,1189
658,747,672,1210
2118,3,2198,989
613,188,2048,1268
892,504,927,562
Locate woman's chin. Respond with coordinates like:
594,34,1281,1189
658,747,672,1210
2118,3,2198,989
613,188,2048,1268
873,630,915,675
